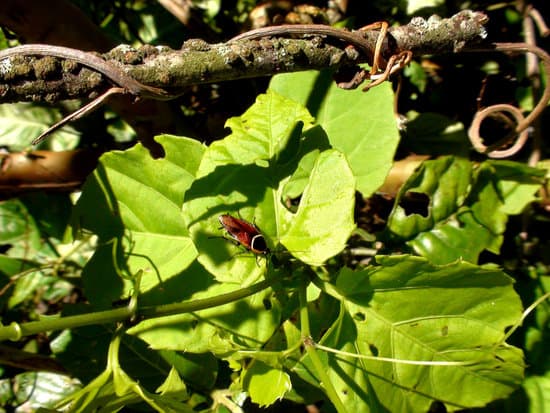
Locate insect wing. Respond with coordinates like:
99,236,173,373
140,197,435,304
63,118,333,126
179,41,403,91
219,214,255,247
218,214,268,254
220,214,258,232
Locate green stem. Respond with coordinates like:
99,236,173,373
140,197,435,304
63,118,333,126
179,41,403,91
0,306,135,341
0,278,273,341
298,285,347,413
137,278,272,318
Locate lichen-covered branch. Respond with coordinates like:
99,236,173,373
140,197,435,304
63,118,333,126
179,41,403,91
0,10,488,103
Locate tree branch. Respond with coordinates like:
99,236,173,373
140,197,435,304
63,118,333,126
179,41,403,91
0,10,488,103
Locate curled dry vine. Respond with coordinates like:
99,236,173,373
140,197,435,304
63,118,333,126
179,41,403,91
466,6,550,159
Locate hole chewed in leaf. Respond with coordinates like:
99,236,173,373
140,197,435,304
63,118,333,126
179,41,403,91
369,343,378,356
353,312,366,322
399,191,430,217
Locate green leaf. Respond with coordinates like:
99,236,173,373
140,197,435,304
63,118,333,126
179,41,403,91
387,157,472,239
242,361,292,407
0,103,79,151
280,150,355,265
183,91,355,280
486,160,544,215
20,193,72,240
184,92,314,284
524,375,550,413
49,322,111,384
73,135,203,306
402,112,470,157
0,199,42,257
8,271,46,309
8,372,81,410
158,350,218,390
387,157,543,264
0,256,37,309
0,255,37,277
198,92,314,173
270,71,399,196
296,255,525,412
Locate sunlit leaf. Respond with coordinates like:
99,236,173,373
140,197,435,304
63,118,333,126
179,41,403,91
73,135,203,306
280,150,355,265
270,70,399,196
0,103,79,151
242,361,292,406
295,255,525,412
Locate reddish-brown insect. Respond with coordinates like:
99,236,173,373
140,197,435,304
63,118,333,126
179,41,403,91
218,214,270,255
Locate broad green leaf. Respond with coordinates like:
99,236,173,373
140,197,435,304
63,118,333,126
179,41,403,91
55,330,195,413
73,135,203,306
0,255,37,276
280,149,321,200
387,156,471,239
19,193,72,241
183,92,314,284
198,92,314,174
51,320,217,393
521,271,550,377
410,209,499,264
280,150,355,265
295,255,525,412
158,350,218,390
0,255,37,309
242,361,292,406
270,70,399,196
8,271,45,309
49,320,111,384
183,91,355,280
0,103,79,151
524,375,550,413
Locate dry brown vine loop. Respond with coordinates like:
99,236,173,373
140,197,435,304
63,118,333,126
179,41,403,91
467,42,550,158
364,50,412,91
357,21,413,91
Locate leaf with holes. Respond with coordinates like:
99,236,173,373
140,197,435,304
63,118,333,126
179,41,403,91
386,157,543,264
270,71,399,197
183,91,355,281
294,255,525,413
